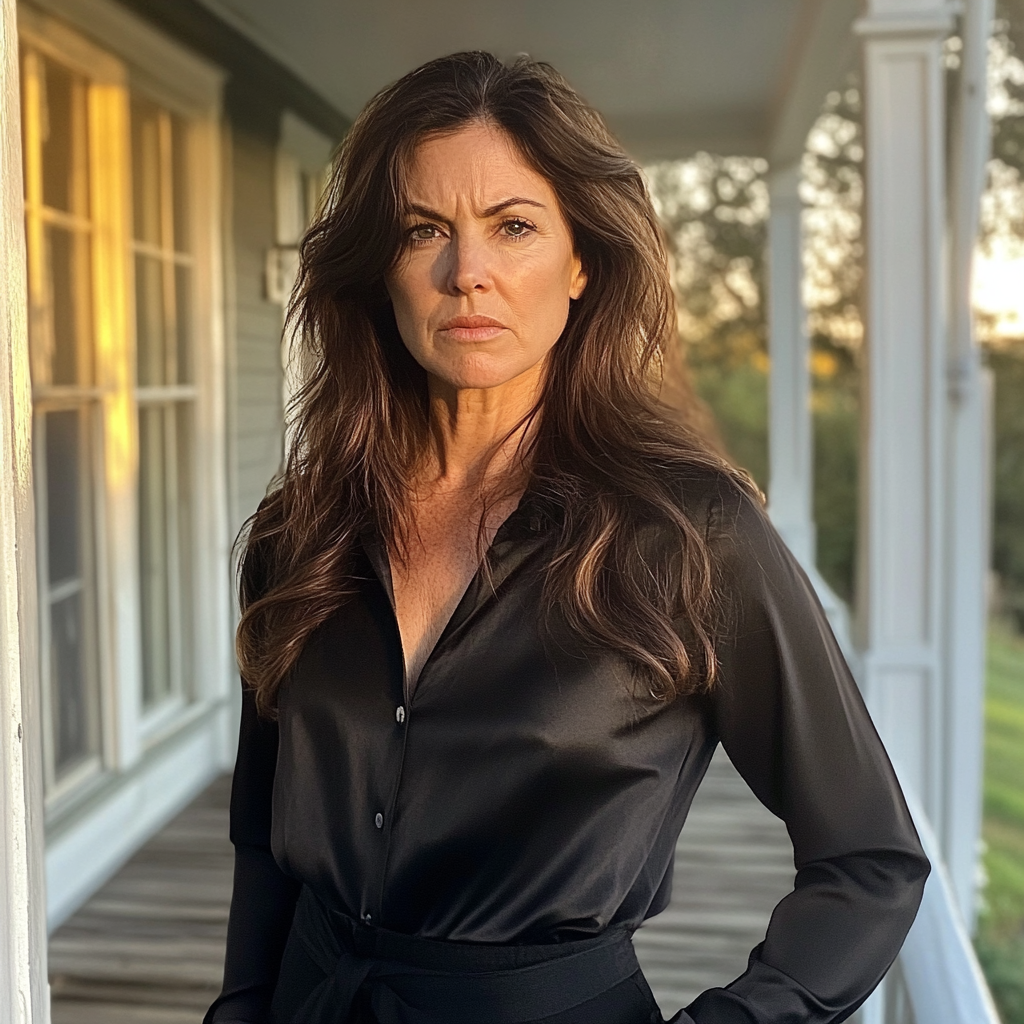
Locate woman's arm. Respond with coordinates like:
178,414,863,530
203,681,301,1024
680,488,930,1024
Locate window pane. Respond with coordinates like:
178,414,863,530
51,590,93,773
175,405,194,696
174,264,192,384
131,96,163,246
171,114,190,254
41,58,89,216
45,226,93,386
138,404,170,706
45,409,83,584
135,253,166,386
43,408,99,778
138,402,194,710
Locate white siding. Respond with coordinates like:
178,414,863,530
226,127,284,537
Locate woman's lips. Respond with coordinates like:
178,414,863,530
437,315,507,342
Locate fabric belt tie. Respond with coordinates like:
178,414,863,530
283,886,643,1024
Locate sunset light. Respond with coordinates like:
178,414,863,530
973,250,1024,341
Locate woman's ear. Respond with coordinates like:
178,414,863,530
570,255,587,300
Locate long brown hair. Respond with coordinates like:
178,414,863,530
237,51,757,715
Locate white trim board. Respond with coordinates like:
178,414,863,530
1,0,51,1016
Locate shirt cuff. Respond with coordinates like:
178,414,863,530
203,984,275,1024
683,987,762,1022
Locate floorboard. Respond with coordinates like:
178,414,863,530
49,776,233,1024
634,749,794,1016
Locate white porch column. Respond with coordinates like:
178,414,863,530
767,164,815,569
943,0,996,925
854,0,955,829
0,0,50,1020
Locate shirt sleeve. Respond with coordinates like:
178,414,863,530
203,680,301,1023
679,487,930,1024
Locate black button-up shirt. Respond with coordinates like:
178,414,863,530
211,472,928,1023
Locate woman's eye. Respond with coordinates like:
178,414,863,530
502,219,534,238
409,224,442,243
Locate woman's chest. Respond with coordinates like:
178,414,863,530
270,562,713,924
390,489,523,693
277,561,705,791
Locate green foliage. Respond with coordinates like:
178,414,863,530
977,627,1024,1023
991,348,1024,627
646,156,771,493
982,629,1024,928
994,1,1024,175
802,85,865,350
692,355,768,490
813,394,859,602
646,155,769,346
976,932,1024,1024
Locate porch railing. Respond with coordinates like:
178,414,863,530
891,780,1001,1024
810,576,1000,1024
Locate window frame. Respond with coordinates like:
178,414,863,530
18,0,231,818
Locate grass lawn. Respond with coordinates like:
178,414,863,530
976,624,1024,1024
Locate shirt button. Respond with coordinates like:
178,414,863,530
375,812,384,829
396,705,406,723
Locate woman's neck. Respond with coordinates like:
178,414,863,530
418,360,544,496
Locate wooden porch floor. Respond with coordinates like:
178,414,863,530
48,750,793,1023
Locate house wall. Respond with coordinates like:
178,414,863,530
226,126,284,538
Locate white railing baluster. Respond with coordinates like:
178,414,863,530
897,784,1000,1024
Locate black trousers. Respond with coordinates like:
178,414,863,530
269,887,666,1024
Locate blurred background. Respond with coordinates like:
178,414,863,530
5,0,1024,1022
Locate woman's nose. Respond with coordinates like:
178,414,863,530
445,234,492,294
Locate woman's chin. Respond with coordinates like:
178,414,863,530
426,356,544,395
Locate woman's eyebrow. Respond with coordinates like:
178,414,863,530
405,197,547,222
481,197,546,217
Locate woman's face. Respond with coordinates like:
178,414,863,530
385,122,587,394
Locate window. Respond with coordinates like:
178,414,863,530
21,45,106,796
19,8,226,810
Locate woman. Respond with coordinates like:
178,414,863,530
205,52,929,1024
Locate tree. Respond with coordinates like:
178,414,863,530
646,83,866,601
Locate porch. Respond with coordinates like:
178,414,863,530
0,0,1006,1022
46,753,792,1024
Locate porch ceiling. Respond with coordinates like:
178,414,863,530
194,0,859,163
